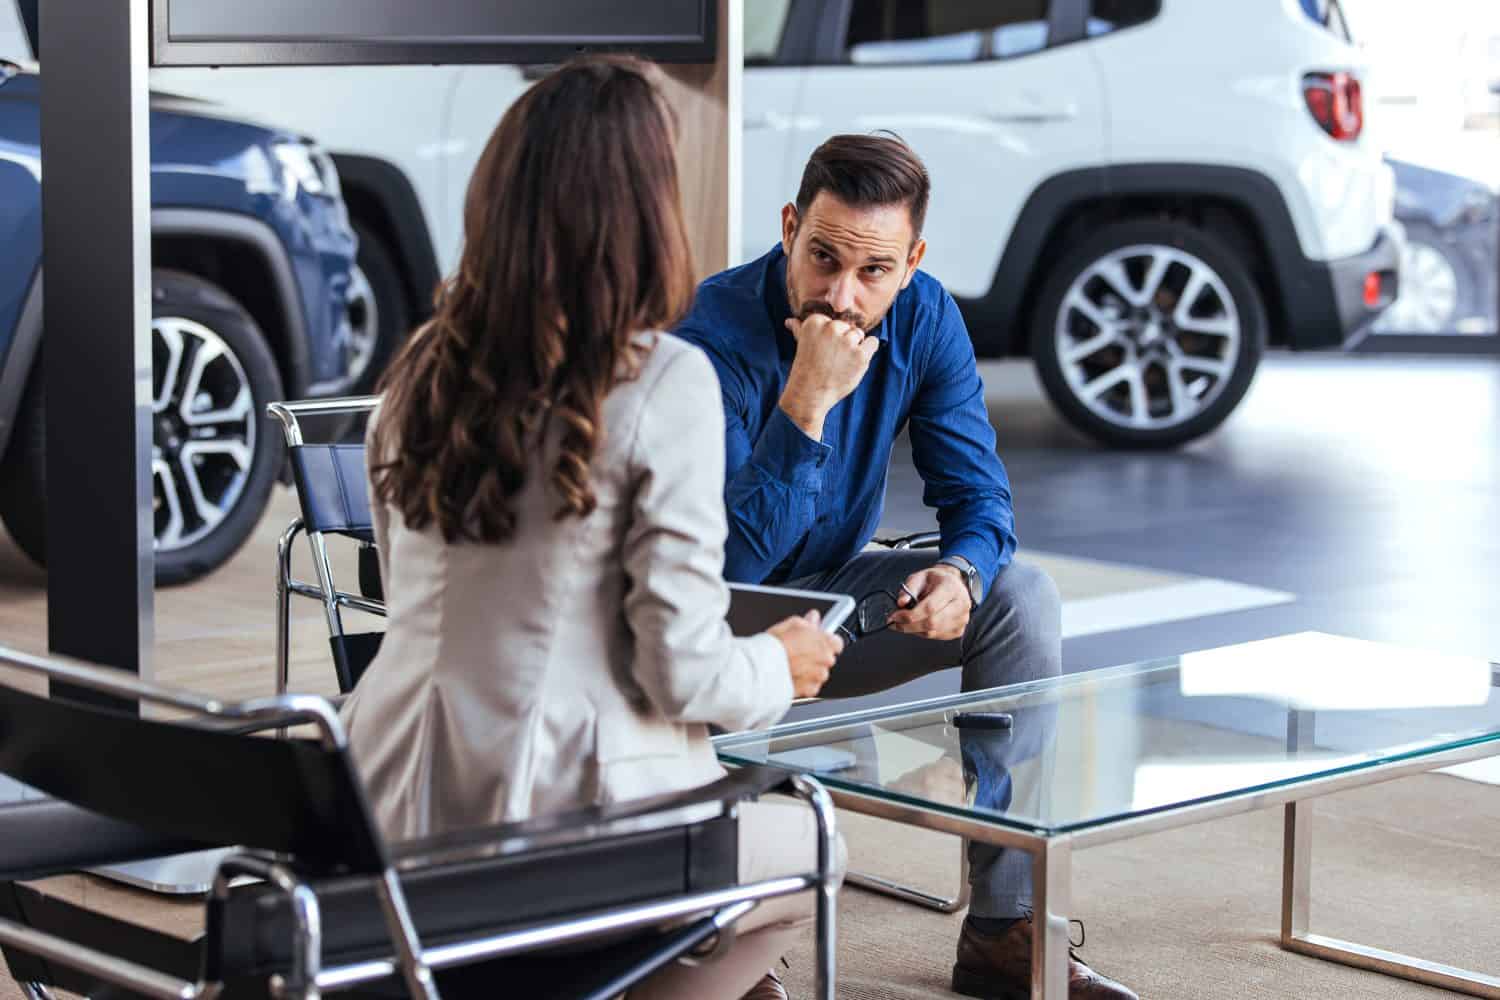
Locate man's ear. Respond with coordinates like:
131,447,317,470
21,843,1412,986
901,237,927,289
781,203,800,257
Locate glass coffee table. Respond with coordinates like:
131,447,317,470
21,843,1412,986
715,632,1500,999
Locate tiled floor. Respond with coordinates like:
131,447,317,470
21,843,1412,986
877,351,1500,682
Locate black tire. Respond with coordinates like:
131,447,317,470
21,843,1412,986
1030,218,1266,449
348,221,411,395
0,269,285,585
0,360,45,570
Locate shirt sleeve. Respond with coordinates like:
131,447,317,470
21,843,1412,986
621,343,794,733
692,335,831,583
908,293,1017,596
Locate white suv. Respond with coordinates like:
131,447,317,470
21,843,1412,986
0,0,1400,447
742,0,1399,447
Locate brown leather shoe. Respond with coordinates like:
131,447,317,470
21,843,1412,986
952,915,1137,1000
740,968,788,1000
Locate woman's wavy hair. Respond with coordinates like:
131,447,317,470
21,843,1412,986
371,54,695,544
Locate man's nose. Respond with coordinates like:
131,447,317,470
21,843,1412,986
829,272,859,314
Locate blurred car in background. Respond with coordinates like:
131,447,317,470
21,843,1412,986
1377,146,1500,335
743,0,1399,447
3,0,1402,450
0,54,369,584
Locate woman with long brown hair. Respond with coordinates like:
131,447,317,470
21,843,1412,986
341,55,843,999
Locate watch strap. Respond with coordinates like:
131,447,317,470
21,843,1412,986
937,555,981,607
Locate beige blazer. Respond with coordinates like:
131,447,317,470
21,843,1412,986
340,333,792,841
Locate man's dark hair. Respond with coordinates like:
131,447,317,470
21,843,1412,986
794,133,930,239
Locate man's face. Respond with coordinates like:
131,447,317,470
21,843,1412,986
781,192,926,333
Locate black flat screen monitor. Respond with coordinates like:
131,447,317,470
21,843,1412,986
150,0,715,67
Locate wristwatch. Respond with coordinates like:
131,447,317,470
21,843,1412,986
936,555,982,608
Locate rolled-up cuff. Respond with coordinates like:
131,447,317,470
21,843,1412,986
942,535,1003,599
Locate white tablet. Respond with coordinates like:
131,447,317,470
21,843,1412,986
726,583,855,638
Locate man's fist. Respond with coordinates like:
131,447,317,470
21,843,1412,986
778,314,880,439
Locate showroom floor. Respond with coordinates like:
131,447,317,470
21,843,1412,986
2,351,1499,1000
829,351,1500,711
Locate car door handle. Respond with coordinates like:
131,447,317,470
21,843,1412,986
983,104,1078,124
744,111,781,130
744,111,819,131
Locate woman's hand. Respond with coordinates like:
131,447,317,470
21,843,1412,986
769,611,844,699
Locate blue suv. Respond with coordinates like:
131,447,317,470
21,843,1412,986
0,59,371,584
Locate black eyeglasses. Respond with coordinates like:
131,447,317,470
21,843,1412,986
838,583,919,644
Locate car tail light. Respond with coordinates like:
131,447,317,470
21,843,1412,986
1303,72,1363,141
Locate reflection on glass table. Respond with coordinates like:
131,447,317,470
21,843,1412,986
718,632,1500,836
715,632,1500,998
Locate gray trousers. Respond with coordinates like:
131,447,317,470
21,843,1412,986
784,552,1062,919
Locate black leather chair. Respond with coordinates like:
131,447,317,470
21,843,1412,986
268,396,387,694
0,645,838,1000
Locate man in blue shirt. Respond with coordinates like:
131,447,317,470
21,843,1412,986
678,135,1135,1000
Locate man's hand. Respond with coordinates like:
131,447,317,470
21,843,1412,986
887,564,971,641
778,315,880,440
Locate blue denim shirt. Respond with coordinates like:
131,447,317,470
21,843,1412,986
675,246,1016,594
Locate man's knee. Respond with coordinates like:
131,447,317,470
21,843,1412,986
989,560,1061,635
965,560,1062,685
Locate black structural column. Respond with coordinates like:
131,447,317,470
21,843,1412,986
39,0,154,703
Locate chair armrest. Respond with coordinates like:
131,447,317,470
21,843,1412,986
873,530,941,551
391,764,793,869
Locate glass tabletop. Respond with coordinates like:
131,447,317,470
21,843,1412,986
714,632,1500,836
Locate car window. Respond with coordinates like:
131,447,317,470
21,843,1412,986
744,0,792,65
844,0,1052,66
1087,0,1159,36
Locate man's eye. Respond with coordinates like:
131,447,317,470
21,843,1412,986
812,250,832,263
864,266,888,277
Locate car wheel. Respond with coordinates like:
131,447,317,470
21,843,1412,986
346,222,411,394
1375,220,1473,334
1031,219,1266,449
0,269,285,585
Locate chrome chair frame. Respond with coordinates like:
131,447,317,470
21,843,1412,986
0,645,841,1000
267,396,386,697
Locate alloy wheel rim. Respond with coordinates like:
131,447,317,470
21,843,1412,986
1055,244,1242,432
342,266,381,385
1382,241,1458,334
151,317,256,552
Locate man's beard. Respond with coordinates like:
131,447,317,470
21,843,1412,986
787,275,891,333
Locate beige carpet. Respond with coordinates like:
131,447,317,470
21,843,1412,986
778,773,1499,998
